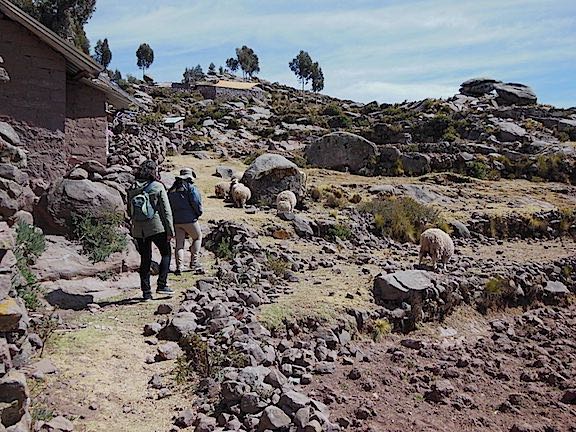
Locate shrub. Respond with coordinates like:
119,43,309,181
359,196,449,243
368,318,392,342
478,277,516,312
136,112,163,125
266,255,289,277
174,334,248,385
12,222,46,310
71,213,127,263
324,192,347,209
215,237,234,260
327,223,352,241
466,161,490,179
322,103,343,116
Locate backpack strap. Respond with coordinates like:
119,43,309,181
143,181,155,193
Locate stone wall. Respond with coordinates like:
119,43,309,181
0,16,66,132
65,80,108,167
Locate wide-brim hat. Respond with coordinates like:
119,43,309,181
176,167,196,180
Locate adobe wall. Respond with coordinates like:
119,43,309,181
64,80,107,167
0,16,66,131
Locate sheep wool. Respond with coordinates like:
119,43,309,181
215,182,229,199
276,190,297,212
230,180,252,208
419,228,454,270
276,199,292,214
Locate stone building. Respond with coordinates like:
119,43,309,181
0,0,133,180
196,80,263,101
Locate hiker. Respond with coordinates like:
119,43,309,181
128,160,175,300
168,167,204,275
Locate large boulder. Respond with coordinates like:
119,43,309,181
400,153,431,176
241,153,305,206
373,270,437,302
0,371,31,430
459,78,501,96
494,82,537,106
35,179,124,235
306,132,377,174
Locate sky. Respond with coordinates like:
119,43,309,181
85,0,576,108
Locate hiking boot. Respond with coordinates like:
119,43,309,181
191,262,205,275
142,291,153,301
173,269,182,276
156,286,175,296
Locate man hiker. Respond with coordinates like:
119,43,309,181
168,167,204,275
128,160,175,300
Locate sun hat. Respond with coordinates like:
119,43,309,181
176,167,196,180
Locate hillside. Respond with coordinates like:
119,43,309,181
1,74,576,432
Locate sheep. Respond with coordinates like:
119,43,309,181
419,228,454,270
230,178,252,208
276,190,297,214
214,182,229,199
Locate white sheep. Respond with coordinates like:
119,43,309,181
419,228,454,270
215,182,229,199
230,178,252,208
276,190,297,213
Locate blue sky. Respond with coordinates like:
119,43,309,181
85,0,576,107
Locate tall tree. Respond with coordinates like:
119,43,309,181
93,38,112,69
289,50,313,91
136,43,154,78
208,62,216,74
311,62,324,93
182,64,204,84
235,46,260,80
225,57,239,73
13,0,96,54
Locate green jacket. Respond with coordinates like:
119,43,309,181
127,180,175,239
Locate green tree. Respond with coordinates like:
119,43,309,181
208,62,216,74
13,0,96,54
226,57,239,73
311,62,324,93
235,45,260,80
136,43,154,78
289,50,313,91
182,64,204,84
109,69,122,82
93,38,112,69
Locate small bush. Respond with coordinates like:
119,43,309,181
71,213,127,263
174,334,248,385
136,112,163,125
215,238,234,260
324,192,347,209
227,118,241,130
478,277,516,312
359,196,448,243
327,223,352,241
266,255,289,277
322,103,343,116
466,161,490,179
369,318,392,342
12,222,46,310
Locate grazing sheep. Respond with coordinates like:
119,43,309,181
215,182,229,199
276,199,292,214
419,228,454,270
230,178,252,208
276,190,297,213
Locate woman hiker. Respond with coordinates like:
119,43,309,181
128,160,175,300
168,167,204,275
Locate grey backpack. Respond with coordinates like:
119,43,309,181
131,182,156,221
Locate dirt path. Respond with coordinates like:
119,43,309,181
31,274,198,432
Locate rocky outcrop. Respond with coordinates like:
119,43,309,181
306,132,377,174
494,82,537,106
459,77,501,96
241,153,306,206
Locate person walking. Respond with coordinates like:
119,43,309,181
168,168,204,275
128,160,175,300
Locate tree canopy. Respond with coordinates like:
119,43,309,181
225,57,239,73
182,65,204,84
311,62,324,93
13,0,96,54
93,38,111,69
136,43,154,77
289,50,324,92
289,50,313,91
235,46,260,80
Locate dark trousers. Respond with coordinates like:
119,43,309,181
136,232,171,293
